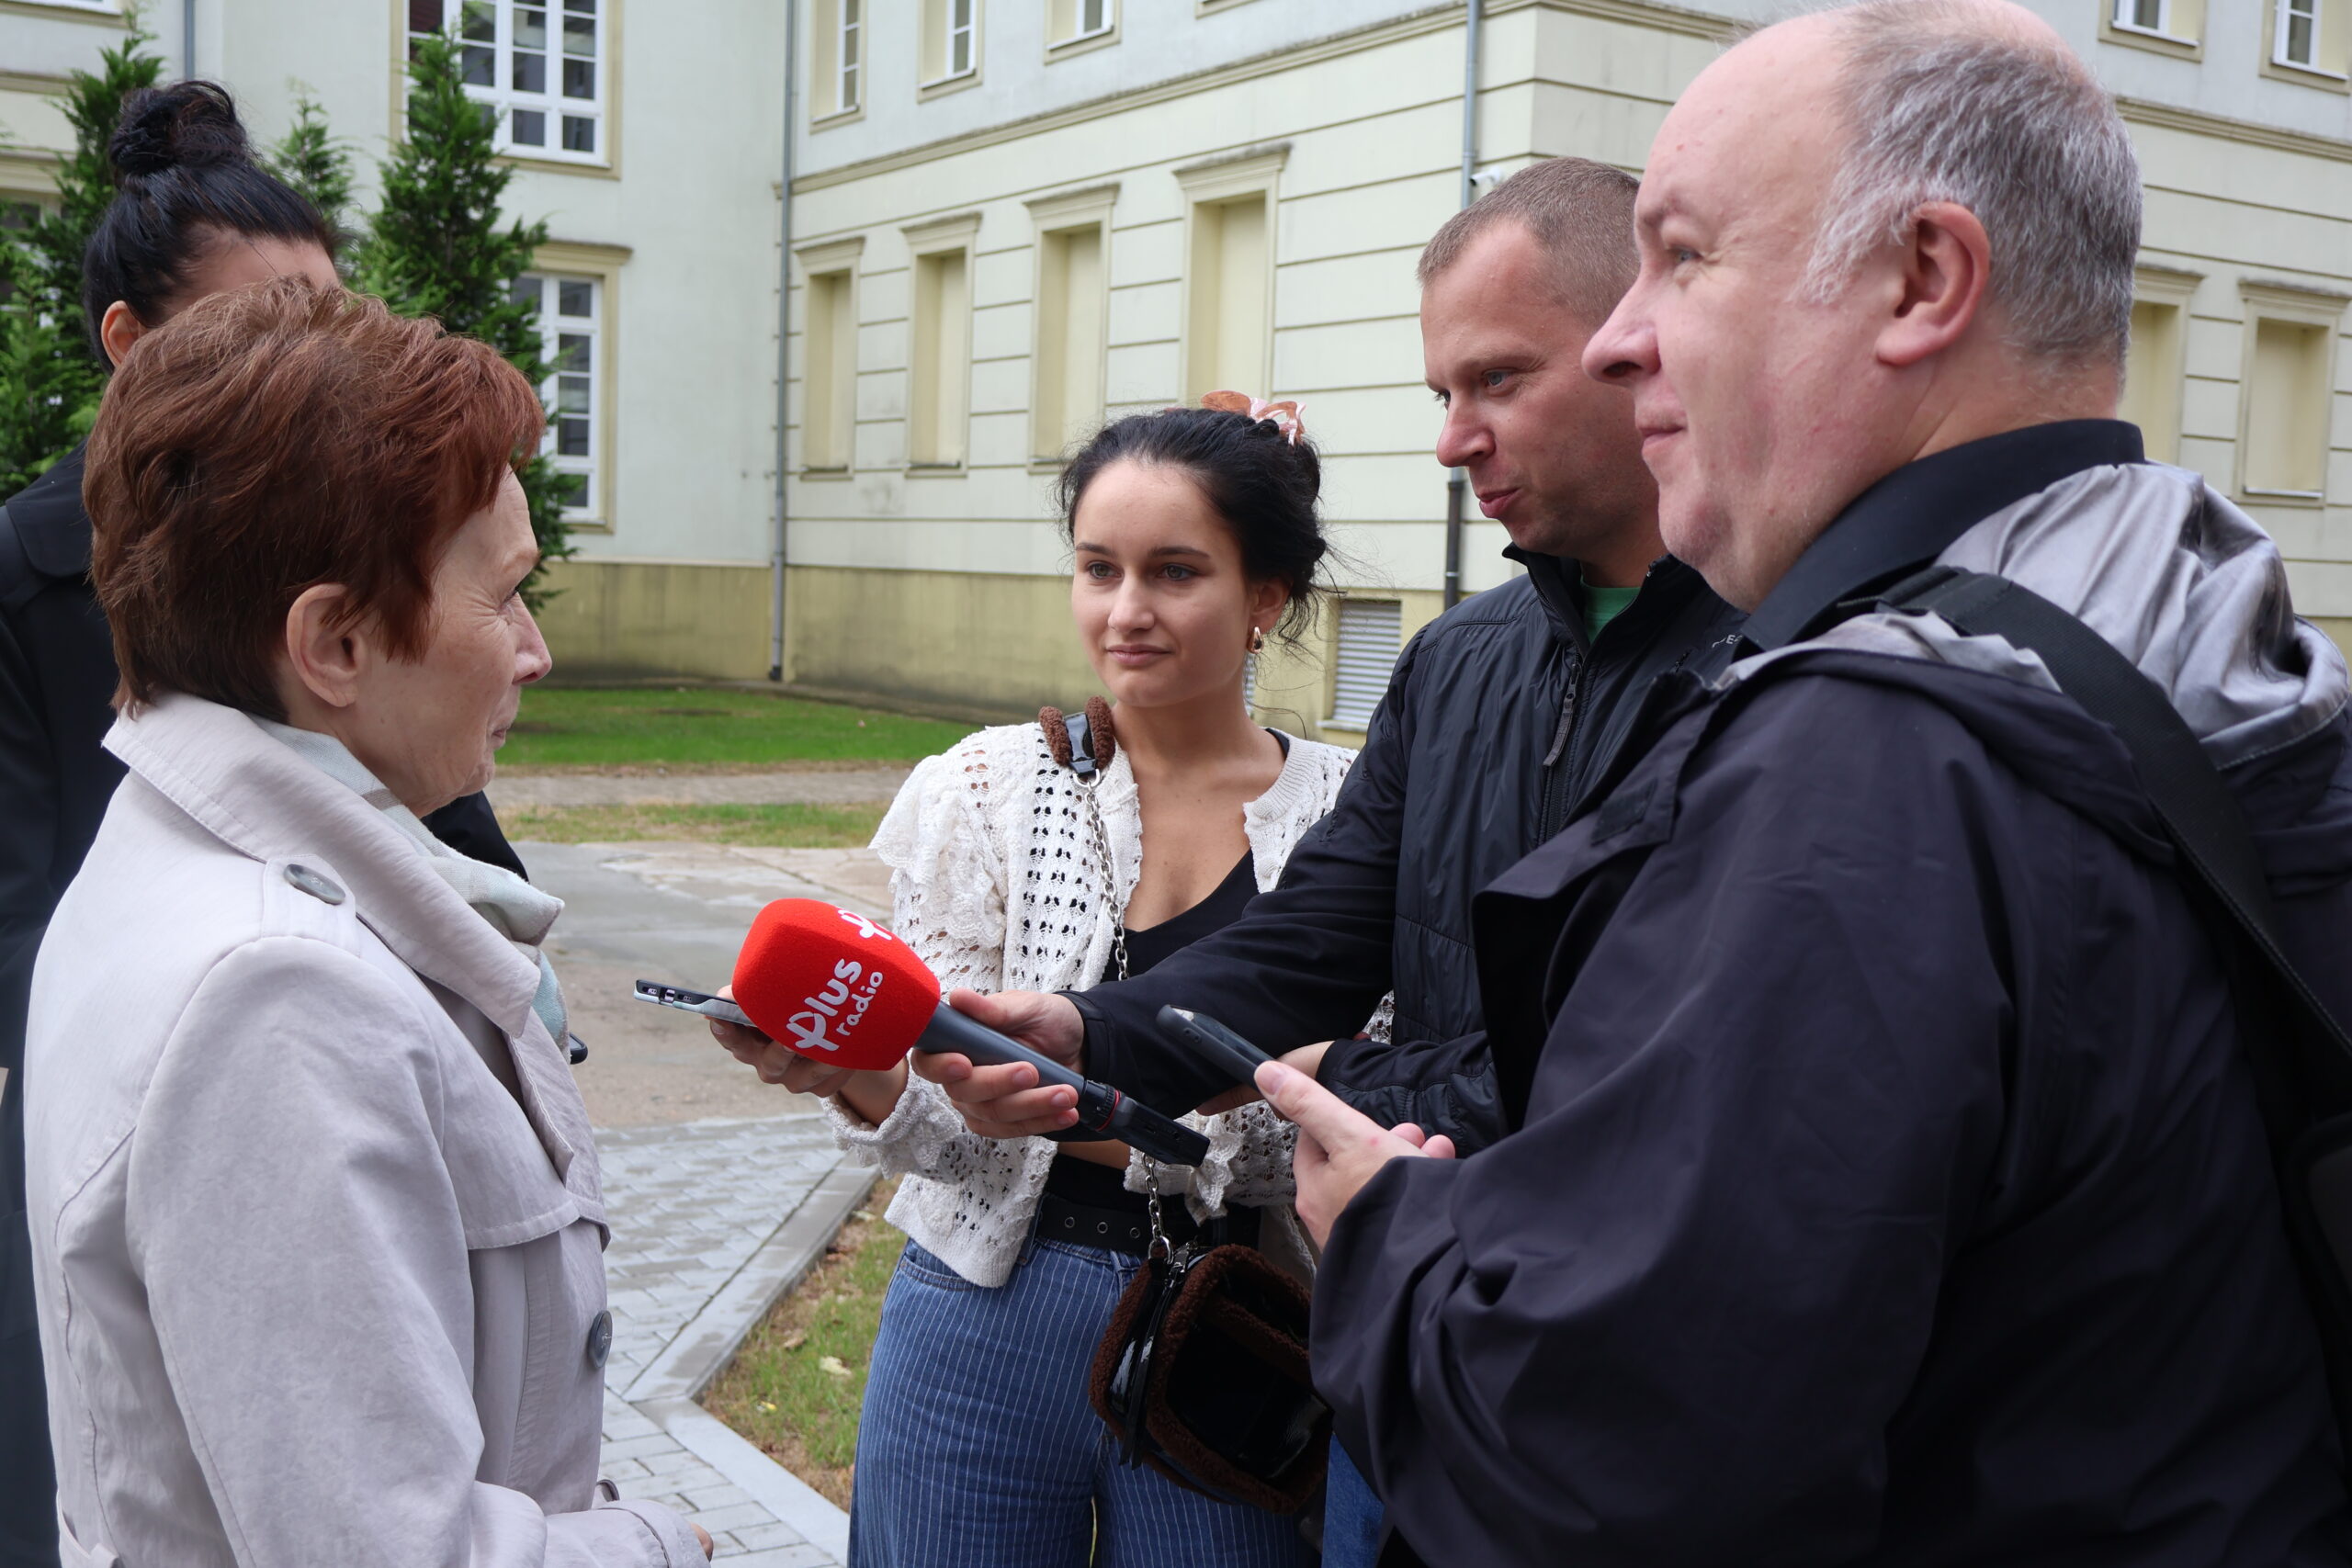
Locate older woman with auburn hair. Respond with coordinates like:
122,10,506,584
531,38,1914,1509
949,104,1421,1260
23,279,709,1567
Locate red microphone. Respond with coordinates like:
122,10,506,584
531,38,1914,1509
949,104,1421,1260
732,899,1210,1168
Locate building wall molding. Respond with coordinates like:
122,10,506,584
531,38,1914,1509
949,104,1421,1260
2117,96,2352,164
1023,182,1119,227
794,3,1468,194
0,2,126,28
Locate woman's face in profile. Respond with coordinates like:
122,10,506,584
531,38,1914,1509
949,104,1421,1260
337,472,551,814
1069,458,1286,711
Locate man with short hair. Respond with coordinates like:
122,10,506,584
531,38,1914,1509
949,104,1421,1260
929,157,1743,1153
1246,3,2352,1562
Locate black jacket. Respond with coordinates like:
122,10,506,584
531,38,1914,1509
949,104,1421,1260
1314,425,2352,1566
1071,549,1745,1143
0,448,525,1544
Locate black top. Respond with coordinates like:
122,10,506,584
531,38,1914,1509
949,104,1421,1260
1103,848,1259,985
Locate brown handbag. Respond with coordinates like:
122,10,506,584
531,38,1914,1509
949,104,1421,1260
1086,1223,1331,1515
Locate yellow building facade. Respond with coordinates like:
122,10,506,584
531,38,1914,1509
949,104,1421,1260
782,0,2352,740
0,0,2347,734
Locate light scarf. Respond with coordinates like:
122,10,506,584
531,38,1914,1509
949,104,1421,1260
255,719,570,1048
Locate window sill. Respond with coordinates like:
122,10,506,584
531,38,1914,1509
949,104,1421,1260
1319,718,1372,737
2263,55,2352,91
918,71,982,103
561,517,614,535
905,463,967,477
2099,20,2201,60
798,466,854,480
1046,27,1119,62
811,105,865,130
2239,487,2327,507
498,152,619,181
0,0,125,23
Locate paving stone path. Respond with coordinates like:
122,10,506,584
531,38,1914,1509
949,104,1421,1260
594,1114,873,1565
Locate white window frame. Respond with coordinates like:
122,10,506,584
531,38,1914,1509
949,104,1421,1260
838,0,862,112
919,0,982,94
514,261,615,528
409,0,608,169
2112,0,2169,34
1047,0,1114,52
2279,0,2322,66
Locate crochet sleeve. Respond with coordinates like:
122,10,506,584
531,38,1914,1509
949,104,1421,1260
870,739,1006,995
831,736,1015,1174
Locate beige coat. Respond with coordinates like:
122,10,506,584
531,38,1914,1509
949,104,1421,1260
24,694,701,1567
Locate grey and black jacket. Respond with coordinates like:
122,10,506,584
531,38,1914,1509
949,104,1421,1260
1318,422,2352,1565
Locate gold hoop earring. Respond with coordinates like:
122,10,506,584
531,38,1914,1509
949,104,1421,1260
1247,626,1267,655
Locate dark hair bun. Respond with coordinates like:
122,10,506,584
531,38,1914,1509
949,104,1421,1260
109,82,251,181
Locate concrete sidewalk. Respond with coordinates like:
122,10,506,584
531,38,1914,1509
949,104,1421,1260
526,838,897,1565
594,1117,871,1566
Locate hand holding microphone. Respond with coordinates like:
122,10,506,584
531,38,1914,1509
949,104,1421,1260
717,900,1211,1168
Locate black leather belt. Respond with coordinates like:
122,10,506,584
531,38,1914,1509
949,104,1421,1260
1035,1191,1261,1258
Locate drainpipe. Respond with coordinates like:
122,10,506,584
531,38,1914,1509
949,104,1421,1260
183,0,196,74
769,0,799,682
1442,0,1482,612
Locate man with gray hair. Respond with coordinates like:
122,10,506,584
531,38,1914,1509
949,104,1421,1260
1241,2,2352,1562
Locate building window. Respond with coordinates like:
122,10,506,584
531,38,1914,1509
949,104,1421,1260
2236,283,2346,503
514,272,605,521
2121,268,2199,465
1033,222,1107,460
410,0,605,164
922,0,980,86
2102,0,2202,54
1329,599,1401,731
906,221,976,469
1048,0,1113,48
1183,194,1270,404
810,0,863,122
1176,148,1284,406
804,266,856,470
2280,0,2320,64
2267,0,2350,76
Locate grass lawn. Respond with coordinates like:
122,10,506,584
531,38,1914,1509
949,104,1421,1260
502,688,973,770
503,801,889,847
701,1180,903,1508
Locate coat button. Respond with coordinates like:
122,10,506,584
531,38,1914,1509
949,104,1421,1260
586,1309,613,1369
283,863,346,905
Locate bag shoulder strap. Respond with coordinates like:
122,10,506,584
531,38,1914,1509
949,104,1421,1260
1877,564,2352,1075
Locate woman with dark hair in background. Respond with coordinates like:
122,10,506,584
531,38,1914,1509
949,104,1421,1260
714,399,1388,1568
0,82,523,1567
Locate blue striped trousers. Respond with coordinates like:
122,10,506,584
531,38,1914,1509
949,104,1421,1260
849,1235,1314,1568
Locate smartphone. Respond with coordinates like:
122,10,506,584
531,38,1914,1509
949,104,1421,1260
633,979,759,1032
1154,1005,1273,1089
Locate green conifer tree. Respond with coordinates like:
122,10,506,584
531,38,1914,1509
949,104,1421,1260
266,91,357,262
0,28,165,496
355,29,569,596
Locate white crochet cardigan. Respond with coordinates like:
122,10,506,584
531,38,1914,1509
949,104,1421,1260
830,720,1378,1287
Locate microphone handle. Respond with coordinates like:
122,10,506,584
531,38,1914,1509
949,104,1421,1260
915,1000,1210,1168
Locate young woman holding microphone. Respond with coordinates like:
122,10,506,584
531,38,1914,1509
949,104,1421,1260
718,399,1381,1567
